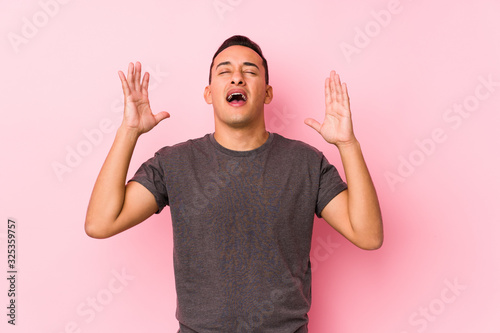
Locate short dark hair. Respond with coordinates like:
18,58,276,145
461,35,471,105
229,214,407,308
209,35,269,85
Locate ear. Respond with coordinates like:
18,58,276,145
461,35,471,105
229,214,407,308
204,85,213,104
264,85,273,104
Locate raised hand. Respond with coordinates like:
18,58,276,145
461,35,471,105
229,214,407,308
304,70,356,147
118,62,170,135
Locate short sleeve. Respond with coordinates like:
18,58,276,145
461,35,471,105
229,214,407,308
128,151,169,214
315,154,347,217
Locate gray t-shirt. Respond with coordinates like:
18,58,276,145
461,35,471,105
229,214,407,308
129,132,347,332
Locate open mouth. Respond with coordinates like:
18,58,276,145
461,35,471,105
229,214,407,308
226,90,248,107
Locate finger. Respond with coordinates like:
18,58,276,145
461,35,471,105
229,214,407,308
154,111,170,124
134,61,142,91
141,72,150,95
330,71,341,103
333,72,343,104
304,118,322,133
118,70,131,96
126,62,135,90
325,77,332,107
342,82,350,109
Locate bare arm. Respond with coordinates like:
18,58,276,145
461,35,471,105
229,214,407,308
304,71,383,250
85,62,170,239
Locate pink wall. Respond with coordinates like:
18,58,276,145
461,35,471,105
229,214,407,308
2,0,499,332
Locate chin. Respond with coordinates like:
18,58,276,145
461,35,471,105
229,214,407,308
225,117,254,129
214,109,249,126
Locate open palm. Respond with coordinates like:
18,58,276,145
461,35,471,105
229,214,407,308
118,62,169,135
305,71,355,146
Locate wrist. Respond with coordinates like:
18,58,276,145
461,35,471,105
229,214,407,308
334,137,360,151
335,140,362,161
117,124,141,142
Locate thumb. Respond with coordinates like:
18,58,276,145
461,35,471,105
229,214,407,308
154,111,170,124
304,118,321,133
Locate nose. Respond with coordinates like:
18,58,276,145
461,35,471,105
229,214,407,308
231,70,245,85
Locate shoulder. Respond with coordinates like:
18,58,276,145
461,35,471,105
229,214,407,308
154,133,212,158
271,133,324,160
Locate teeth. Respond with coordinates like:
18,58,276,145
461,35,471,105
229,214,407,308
227,93,247,102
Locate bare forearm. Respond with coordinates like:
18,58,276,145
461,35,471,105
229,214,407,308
337,140,383,248
85,125,140,234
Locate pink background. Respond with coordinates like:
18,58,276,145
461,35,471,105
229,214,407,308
2,0,499,332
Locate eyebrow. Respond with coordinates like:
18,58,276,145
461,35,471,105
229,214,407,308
215,61,260,70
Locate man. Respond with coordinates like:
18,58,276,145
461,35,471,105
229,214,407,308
85,35,383,332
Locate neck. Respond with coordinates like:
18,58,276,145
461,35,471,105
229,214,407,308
213,123,269,151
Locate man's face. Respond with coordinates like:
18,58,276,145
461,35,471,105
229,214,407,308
204,45,273,129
